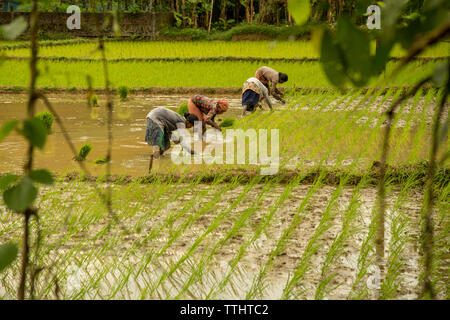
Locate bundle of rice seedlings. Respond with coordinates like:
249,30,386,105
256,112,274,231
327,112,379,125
95,157,108,164
74,143,92,162
35,111,54,133
219,118,235,127
118,85,129,101
177,102,189,115
90,94,99,107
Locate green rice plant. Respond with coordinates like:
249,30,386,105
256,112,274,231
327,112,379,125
144,176,261,299
136,177,237,295
246,173,325,299
35,111,54,133
270,90,358,169
379,175,418,299
175,180,274,299
90,94,99,107
281,177,348,299
73,143,92,162
219,118,235,128
207,175,300,299
118,85,129,101
432,182,450,299
95,157,107,164
407,89,437,163
314,179,367,299
148,176,229,258
348,181,395,300
177,102,188,115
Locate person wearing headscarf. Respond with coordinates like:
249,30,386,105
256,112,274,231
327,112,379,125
188,95,229,132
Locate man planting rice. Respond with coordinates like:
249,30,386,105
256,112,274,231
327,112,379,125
241,77,273,116
145,107,198,158
254,66,288,103
188,95,229,132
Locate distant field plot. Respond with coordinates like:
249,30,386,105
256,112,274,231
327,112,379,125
1,40,449,59
0,59,441,88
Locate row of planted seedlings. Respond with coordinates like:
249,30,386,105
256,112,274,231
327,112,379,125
232,88,447,299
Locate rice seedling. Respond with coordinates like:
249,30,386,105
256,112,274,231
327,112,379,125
380,174,420,299
34,111,54,133
144,176,261,299
219,118,235,128
117,85,129,101
73,143,92,162
314,179,367,299
281,177,349,299
94,158,107,164
174,180,274,299
347,180,396,300
246,173,326,299
176,102,188,115
90,94,99,107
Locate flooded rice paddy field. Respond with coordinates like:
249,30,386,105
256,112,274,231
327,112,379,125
0,91,444,176
0,92,448,300
1,179,446,300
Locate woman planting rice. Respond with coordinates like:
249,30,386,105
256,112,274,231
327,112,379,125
188,95,229,132
254,66,288,103
241,77,273,116
145,107,198,158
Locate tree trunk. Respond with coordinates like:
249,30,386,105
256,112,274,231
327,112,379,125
220,0,227,21
181,0,185,26
208,0,214,33
275,2,279,25
245,0,250,23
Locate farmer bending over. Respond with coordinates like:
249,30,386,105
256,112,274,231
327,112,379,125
145,107,198,158
254,66,288,103
188,95,229,132
241,77,273,116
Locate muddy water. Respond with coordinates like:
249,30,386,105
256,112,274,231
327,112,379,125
0,94,245,176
